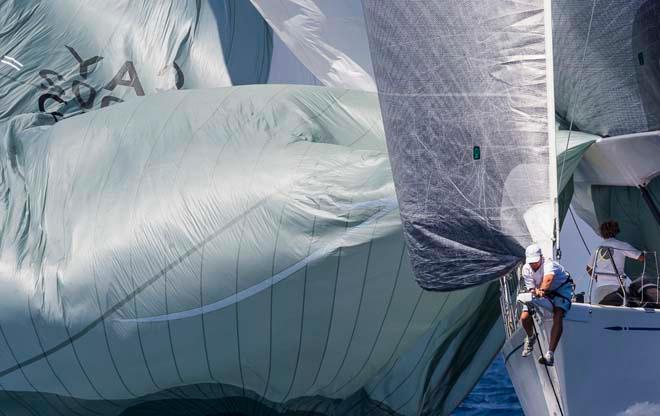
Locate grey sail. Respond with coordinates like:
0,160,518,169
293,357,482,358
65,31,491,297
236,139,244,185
551,0,660,282
361,0,557,290
553,0,660,136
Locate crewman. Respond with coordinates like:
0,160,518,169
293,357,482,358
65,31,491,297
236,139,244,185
519,243,574,366
587,220,645,305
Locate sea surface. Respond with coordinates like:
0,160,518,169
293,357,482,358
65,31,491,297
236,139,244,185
452,355,523,416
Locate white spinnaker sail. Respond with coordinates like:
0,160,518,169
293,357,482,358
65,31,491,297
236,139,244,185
0,86,503,416
0,2,513,414
0,1,235,120
0,0,283,120
0,0,372,121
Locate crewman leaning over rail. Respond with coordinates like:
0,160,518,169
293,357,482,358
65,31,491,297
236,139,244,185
518,244,574,366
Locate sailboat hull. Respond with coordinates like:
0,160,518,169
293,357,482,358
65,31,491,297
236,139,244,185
504,303,660,416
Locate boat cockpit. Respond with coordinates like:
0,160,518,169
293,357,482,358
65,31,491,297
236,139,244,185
583,246,660,309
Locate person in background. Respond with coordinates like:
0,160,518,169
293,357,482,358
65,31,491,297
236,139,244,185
586,220,645,305
519,244,574,366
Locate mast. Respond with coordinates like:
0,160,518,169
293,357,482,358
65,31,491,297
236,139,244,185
545,0,560,260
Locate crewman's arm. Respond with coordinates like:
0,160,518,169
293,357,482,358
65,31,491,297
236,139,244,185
538,272,555,294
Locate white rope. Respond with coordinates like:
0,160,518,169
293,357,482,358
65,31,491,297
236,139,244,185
569,206,591,255
654,251,659,304
641,250,647,303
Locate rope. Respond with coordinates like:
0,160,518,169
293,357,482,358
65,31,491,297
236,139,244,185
569,207,591,256
532,316,565,416
655,251,659,304
641,251,647,304
556,0,599,252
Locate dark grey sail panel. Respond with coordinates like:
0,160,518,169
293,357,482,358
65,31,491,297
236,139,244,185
361,0,554,290
552,0,660,136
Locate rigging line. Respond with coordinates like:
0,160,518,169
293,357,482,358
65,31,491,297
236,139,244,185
532,317,565,416
655,251,659,304
569,206,591,256
556,0,599,251
641,250,648,304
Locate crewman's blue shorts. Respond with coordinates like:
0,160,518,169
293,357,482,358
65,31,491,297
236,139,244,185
549,283,574,312
522,284,574,313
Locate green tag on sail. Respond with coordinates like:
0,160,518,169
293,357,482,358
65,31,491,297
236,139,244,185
473,146,481,160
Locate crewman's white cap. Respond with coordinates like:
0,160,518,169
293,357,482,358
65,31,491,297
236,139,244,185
525,243,542,264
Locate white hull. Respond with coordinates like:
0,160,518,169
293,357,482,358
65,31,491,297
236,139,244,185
504,303,660,416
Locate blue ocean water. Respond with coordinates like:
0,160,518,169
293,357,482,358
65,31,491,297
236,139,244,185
452,355,523,416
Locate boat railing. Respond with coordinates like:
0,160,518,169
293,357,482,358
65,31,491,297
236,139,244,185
500,249,660,337
639,250,659,305
586,247,659,306
499,264,524,338
587,246,628,306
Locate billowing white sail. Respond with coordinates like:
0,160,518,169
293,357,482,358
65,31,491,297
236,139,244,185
0,85,502,415
0,0,279,120
0,2,510,415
